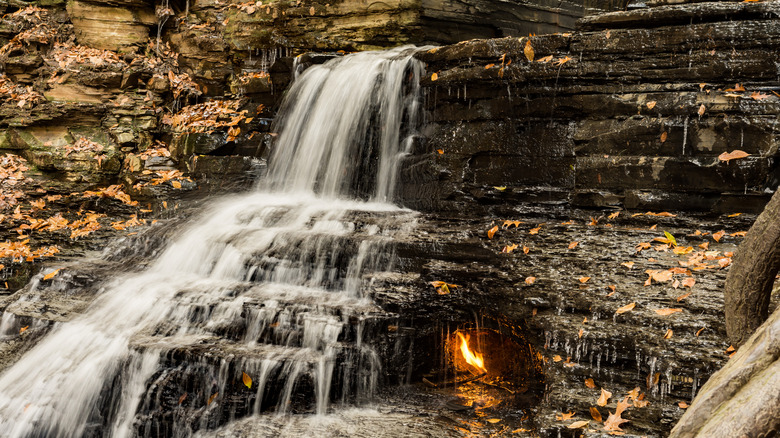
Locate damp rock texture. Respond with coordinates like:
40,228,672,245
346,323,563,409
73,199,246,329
404,1,780,215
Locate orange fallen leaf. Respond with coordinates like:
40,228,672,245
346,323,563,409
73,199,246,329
608,211,620,220
664,329,673,339
678,401,689,409
486,418,501,423
43,268,62,281
511,429,532,433
750,91,770,100
579,276,591,284
695,327,705,337
660,131,668,143
436,149,444,154
616,302,636,314
502,244,519,253
536,55,553,63
242,372,252,389
431,72,438,81
718,150,750,163
568,241,579,249
731,231,747,237
524,40,535,62
646,101,656,109
208,392,218,405
553,355,562,362
487,225,499,239
568,420,589,429
727,212,742,217
585,378,596,389
578,328,584,338
603,397,631,433
620,261,634,269
712,230,725,242
485,63,495,69
19,326,28,334
529,227,541,235
697,104,706,116
523,246,530,254
673,246,693,255
698,242,709,250
655,308,683,316
676,292,692,302
590,407,603,422
503,220,522,228
718,258,731,269
525,276,536,285
556,411,575,421
597,388,612,406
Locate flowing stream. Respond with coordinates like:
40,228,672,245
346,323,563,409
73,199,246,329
0,46,426,437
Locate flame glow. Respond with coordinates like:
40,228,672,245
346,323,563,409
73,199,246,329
457,332,486,372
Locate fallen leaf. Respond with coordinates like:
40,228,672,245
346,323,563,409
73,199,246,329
436,149,444,154
585,378,596,389
646,101,656,109
712,230,725,242
536,55,553,63
43,268,62,281
242,372,252,389
493,186,507,191
590,407,603,422
697,104,706,116
553,355,562,362
695,327,705,337
19,326,28,334
621,261,635,269
699,242,709,250
664,329,673,339
660,131,668,142
727,212,742,217
556,411,575,421
178,392,187,404
678,401,689,409
208,392,218,405
608,211,620,219
524,40,534,61
718,150,750,163
730,231,747,237
503,220,522,228
511,429,532,434
525,276,536,285
431,72,438,81
655,308,683,316
523,246,530,254
616,302,636,314
486,418,501,423
529,227,541,235
578,328,584,338
487,225,499,239
676,292,692,302
673,246,693,255
485,63,495,69
597,388,612,406
579,276,591,284
750,91,770,100
603,397,631,433
568,420,589,429
568,241,579,249
718,258,731,269
502,244,519,253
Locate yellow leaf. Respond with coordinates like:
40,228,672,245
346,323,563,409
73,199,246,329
487,225,499,239
673,246,694,255
597,388,612,406
19,326,28,334
486,418,501,423
431,72,438,81
242,372,252,389
646,101,656,109
615,302,635,314
523,40,534,61
718,150,750,163
664,329,673,339
172,181,182,189
493,186,507,191
525,276,536,285
43,268,62,281
655,308,683,316
568,420,589,429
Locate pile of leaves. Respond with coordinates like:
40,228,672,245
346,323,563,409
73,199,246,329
50,43,125,70
166,70,201,99
0,154,30,210
236,71,270,84
163,99,250,133
63,137,104,157
0,74,44,107
0,6,56,56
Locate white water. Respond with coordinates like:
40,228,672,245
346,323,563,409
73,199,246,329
0,46,424,437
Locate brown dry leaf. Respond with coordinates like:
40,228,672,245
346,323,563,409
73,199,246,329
636,242,651,252
678,401,689,409
718,150,750,163
712,230,725,242
718,258,732,269
660,131,668,143
615,303,636,314
487,225,499,239
699,242,709,250
673,246,693,255
697,104,706,116
597,388,612,406
655,308,683,316
171,181,182,189
207,392,218,405
178,392,187,405
525,276,536,285
672,279,680,289
585,378,596,389
553,355,562,362
556,411,575,421
529,226,541,235
568,241,579,249
43,268,62,281
696,327,705,337
511,429,532,434
486,418,501,423
608,211,620,219
537,55,553,63
502,244,519,253
523,246,530,254
568,420,589,429
750,91,770,100
731,231,747,237
579,276,591,284
646,270,673,284
590,407,603,422
578,328,584,338
621,261,635,269
503,220,522,228
242,372,252,389
663,329,673,339
603,397,631,433
524,40,535,61
19,325,28,334
676,292,692,302
646,101,656,109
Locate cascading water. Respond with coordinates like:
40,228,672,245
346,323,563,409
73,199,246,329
0,46,425,437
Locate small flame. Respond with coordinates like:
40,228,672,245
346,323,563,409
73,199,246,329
457,332,486,372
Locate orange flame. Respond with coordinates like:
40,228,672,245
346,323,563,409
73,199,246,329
457,332,486,372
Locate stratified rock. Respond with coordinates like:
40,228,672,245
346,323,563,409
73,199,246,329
66,0,156,52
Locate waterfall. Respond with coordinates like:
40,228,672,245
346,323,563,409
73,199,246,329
0,46,425,437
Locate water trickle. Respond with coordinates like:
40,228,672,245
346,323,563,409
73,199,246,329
0,46,426,437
